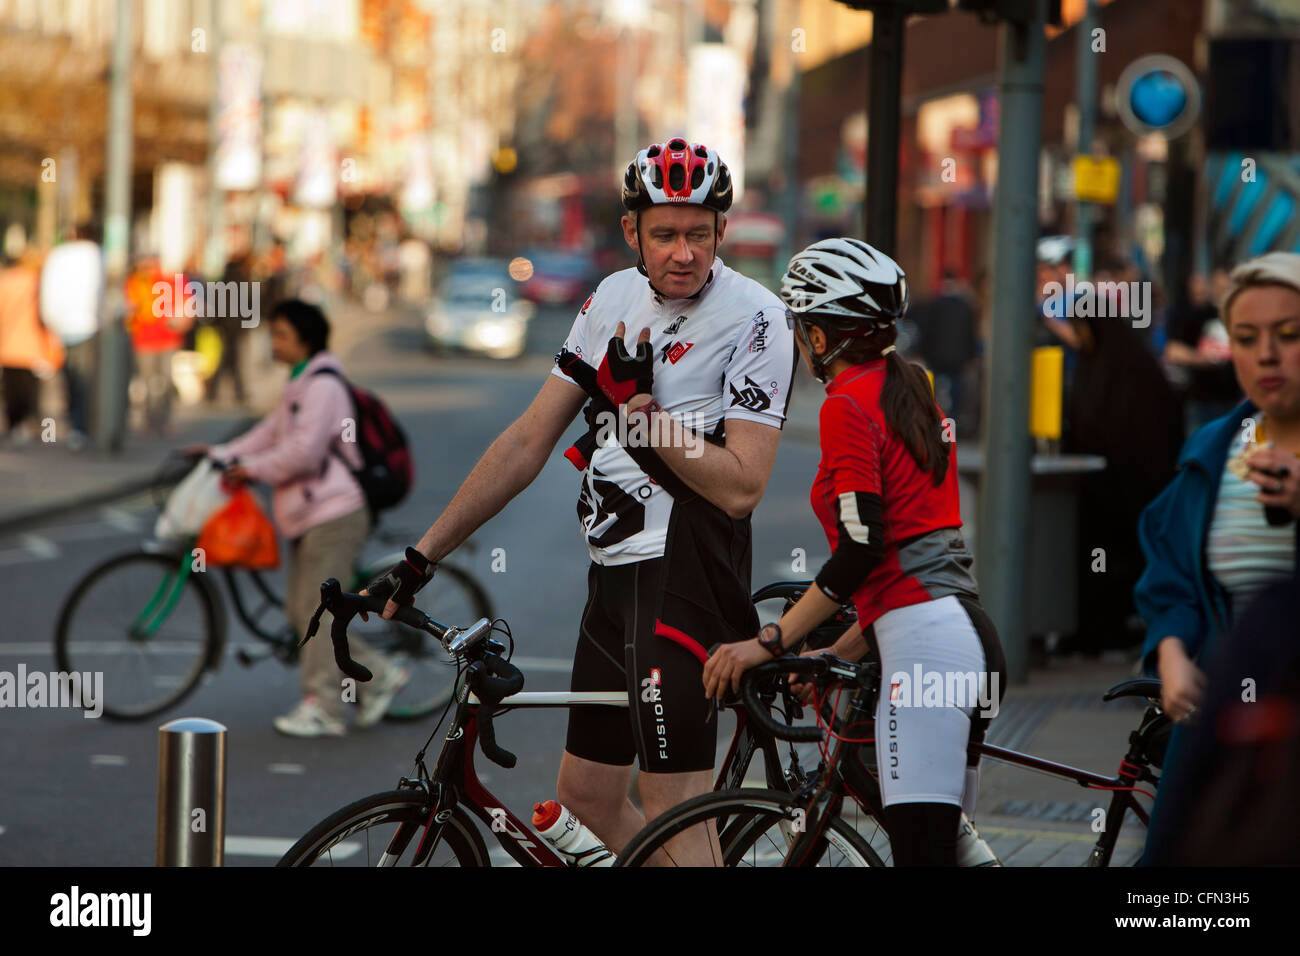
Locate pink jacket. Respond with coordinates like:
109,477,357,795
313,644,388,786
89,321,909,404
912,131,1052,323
211,351,366,540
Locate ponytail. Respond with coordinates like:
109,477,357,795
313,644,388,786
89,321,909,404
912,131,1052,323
881,349,950,486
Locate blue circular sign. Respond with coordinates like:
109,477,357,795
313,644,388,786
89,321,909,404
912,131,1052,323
1117,55,1200,139
1129,71,1189,128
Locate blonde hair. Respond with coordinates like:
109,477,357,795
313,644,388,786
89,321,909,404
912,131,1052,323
1221,251,1300,325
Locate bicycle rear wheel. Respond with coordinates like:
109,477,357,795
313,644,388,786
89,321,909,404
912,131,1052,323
615,788,885,867
276,790,488,867
54,549,218,720
352,562,493,722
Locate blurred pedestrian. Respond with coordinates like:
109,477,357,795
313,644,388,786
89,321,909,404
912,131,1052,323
125,253,189,437
0,249,63,443
206,252,250,406
1164,268,1242,432
914,270,979,431
1142,567,1300,865
1064,276,1184,653
196,299,406,736
1134,251,1300,862
39,224,102,448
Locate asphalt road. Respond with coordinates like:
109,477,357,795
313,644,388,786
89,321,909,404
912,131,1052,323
0,301,831,866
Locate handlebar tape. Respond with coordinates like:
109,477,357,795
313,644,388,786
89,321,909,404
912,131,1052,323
468,656,526,769
741,660,825,743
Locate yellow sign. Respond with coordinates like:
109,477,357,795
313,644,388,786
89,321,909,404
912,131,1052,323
1030,346,1064,440
1073,155,1120,204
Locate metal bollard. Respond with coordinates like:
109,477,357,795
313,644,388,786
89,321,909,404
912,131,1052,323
157,717,227,866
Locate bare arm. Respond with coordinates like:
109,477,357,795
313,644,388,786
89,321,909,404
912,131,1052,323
414,375,587,563
626,395,780,519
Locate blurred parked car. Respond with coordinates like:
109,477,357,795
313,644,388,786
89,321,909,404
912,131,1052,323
519,250,595,306
425,258,534,359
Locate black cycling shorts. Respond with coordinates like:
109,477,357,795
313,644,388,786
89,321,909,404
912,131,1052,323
566,558,718,774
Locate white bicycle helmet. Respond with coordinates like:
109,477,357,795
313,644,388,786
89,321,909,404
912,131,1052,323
780,238,909,380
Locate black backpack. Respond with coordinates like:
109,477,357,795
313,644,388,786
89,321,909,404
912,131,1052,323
311,368,413,516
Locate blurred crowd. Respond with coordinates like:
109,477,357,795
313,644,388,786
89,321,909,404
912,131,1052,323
0,216,435,448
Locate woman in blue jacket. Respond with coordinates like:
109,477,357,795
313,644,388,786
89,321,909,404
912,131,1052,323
1135,252,1300,859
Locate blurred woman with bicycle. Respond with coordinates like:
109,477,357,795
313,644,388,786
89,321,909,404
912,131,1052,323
1135,252,1300,862
190,299,406,736
703,239,1006,866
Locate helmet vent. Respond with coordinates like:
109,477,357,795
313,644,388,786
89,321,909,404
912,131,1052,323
647,145,661,158
668,162,686,191
667,137,687,150
690,165,704,189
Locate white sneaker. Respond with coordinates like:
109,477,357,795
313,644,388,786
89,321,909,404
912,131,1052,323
274,696,346,737
356,666,410,728
956,813,1001,867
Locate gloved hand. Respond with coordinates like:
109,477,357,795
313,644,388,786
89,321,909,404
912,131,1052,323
596,329,654,407
556,323,654,408
365,546,436,615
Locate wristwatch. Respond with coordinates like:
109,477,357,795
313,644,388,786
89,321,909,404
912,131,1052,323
757,622,784,657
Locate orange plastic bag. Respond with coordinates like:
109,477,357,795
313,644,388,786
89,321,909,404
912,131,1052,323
195,488,280,569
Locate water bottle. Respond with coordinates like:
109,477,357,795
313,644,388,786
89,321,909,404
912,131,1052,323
532,800,616,867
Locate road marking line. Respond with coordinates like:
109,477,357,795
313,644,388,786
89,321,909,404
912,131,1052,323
99,506,141,532
268,763,306,775
90,754,128,766
224,836,299,858
20,534,59,559
0,642,260,656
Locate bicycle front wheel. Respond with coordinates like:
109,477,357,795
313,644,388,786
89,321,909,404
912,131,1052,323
615,788,885,867
54,550,218,720
277,790,488,867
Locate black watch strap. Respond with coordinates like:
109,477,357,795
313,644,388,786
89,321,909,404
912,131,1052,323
758,623,784,657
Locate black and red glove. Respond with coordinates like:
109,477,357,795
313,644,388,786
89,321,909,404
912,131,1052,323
365,547,436,609
556,335,653,408
596,333,654,407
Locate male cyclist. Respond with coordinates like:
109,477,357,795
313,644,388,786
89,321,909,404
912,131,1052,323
369,139,795,862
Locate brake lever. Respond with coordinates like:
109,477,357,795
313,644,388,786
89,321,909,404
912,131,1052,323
297,602,326,650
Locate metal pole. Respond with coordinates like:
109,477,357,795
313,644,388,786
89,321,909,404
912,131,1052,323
157,718,227,866
864,2,904,252
1072,0,1097,281
93,0,134,454
204,2,225,279
976,1,1047,686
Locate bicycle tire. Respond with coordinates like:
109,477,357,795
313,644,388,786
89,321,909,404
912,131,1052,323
54,549,219,721
355,562,493,722
276,790,489,867
615,788,885,867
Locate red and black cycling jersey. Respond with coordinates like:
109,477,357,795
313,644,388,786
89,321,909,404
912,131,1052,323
810,360,978,629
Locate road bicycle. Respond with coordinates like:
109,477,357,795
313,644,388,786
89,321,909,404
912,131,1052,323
614,650,1170,867
53,456,493,721
277,580,884,867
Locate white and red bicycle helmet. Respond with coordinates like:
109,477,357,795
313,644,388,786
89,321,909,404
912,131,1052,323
622,138,733,213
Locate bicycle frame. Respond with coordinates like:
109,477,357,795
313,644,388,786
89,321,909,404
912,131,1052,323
408,688,794,867
788,698,1158,867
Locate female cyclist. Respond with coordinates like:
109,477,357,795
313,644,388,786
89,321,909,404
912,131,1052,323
703,238,1007,865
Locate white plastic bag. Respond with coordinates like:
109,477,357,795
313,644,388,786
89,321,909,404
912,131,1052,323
154,458,229,542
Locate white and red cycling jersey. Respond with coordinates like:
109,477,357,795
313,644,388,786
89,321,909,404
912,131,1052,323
551,257,796,566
